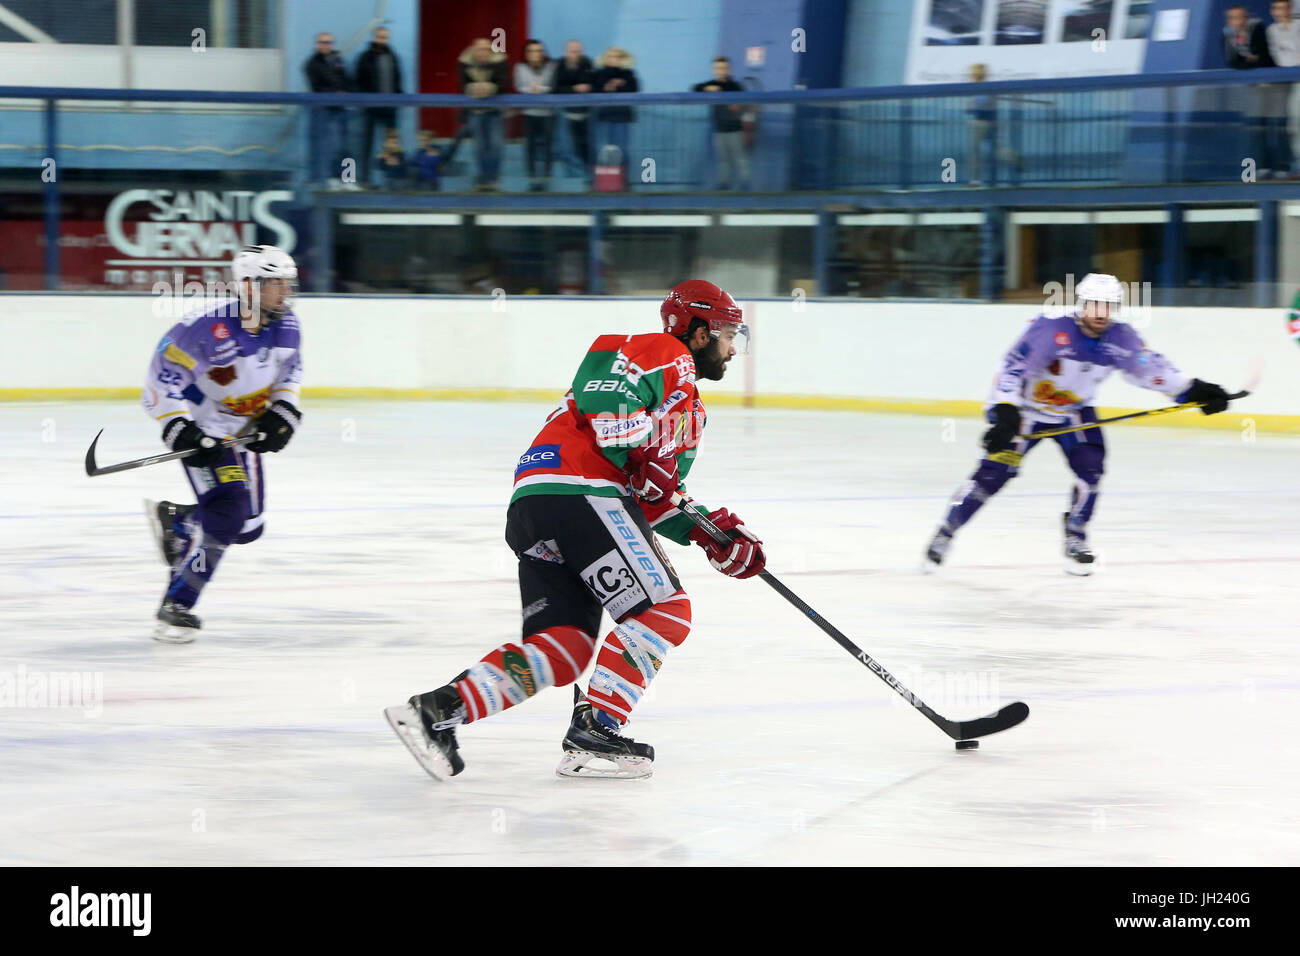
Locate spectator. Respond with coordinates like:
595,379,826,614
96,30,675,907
555,40,595,175
967,62,996,186
1226,5,1284,177
692,56,749,190
1225,5,1274,67
376,129,408,187
303,32,351,189
592,47,639,182
1267,0,1300,177
411,130,444,190
458,37,509,192
355,26,404,186
515,39,558,191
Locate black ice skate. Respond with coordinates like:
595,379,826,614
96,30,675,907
556,686,654,779
384,680,467,781
154,599,201,644
1063,513,1096,576
144,499,195,568
921,526,953,573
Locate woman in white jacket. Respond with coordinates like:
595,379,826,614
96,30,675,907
515,40,558,191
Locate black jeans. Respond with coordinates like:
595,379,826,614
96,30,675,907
524,114,555,182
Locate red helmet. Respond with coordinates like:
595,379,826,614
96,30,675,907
660,280,749,352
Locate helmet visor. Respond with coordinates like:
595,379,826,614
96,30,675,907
711,322,750,356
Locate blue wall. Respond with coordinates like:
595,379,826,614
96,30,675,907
529,0,723,92
842,0,912,88
527,0,621,64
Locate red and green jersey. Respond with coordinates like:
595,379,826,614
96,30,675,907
1289,288,1300,346
511,332,708,545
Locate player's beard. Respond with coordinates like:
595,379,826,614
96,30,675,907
691,338,730,381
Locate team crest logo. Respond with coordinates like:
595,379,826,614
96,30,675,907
208,365,237,386
1053,331,1071,346
212,322,231,340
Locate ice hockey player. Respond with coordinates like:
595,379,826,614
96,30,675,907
142,245,304,642
385,279,765,780
922,272,1232,575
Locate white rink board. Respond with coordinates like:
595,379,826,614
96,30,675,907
2,296,1296,416
1,398,1298,866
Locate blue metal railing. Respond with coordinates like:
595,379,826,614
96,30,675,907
4,68,1300,293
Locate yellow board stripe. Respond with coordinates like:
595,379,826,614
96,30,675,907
2,387,1297,433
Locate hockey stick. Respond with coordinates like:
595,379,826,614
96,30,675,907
1012,388,1251,442
669,492,1029,743
84,429,259,477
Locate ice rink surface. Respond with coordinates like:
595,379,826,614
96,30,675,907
2,399,1298,866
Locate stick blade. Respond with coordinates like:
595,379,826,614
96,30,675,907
951,700,1030,741
84,429,104,477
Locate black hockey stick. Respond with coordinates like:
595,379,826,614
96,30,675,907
84,429,259,477
669,492,1029,742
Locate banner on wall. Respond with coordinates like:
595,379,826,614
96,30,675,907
0,188,302,292
905,0,1151,84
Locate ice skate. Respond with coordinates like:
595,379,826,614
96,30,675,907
144,499,195,568
556,686,654,779
921,526,953,573
385,681,467,781
154,599,200,644
1063,513,1096,576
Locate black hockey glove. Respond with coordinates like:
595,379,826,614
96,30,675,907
247,400,302,453
981,403,1022,454
1182,379,1230,416
163,418,225,468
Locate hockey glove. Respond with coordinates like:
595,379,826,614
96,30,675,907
1181,379,1230,416
625,432,679,504
163,419,225,468
982,403,1022,454
247,400,302,453
689,509,766,580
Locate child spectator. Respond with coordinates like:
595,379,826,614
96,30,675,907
377,129,408,187
411,130,443,190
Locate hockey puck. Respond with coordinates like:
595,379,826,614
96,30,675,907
955,739,979,750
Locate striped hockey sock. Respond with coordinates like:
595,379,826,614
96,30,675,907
587,593,692,724
455,625,596,723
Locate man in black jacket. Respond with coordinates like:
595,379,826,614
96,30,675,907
355,26,404,186
692,56,749,190
304,32,351,188
555,40,595,174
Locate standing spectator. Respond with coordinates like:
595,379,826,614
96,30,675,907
967,62,996,186
304,32,351,189
1267,0,1300,177
355,26,404,186
459,37,509,192
410,130,444,190
555,40,595,175
515,39,558,191
1226,5,1282,177
692,56,749,190
592,47,640,182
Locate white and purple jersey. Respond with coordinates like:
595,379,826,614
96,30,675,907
988,313,1190,423
142,299,303,438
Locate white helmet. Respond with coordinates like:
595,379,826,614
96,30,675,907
231,244,297,324
1075,272,1124,305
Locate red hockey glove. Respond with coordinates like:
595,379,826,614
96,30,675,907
689,508,766,579
625,434,679,504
